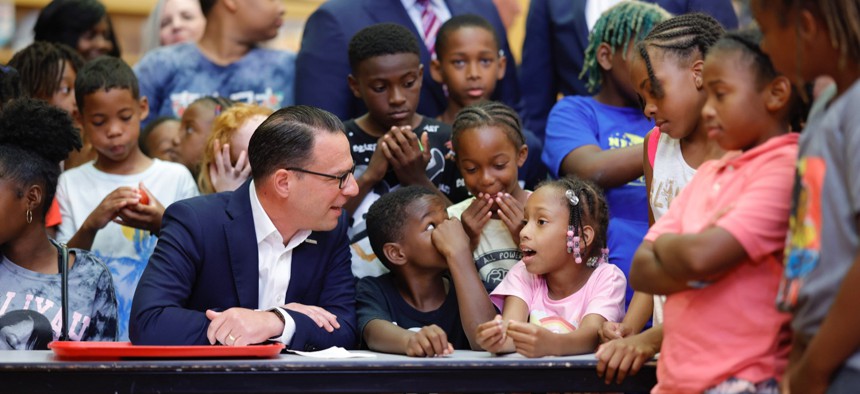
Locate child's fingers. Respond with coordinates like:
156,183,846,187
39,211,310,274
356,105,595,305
615,351,637,384
380,140,395,162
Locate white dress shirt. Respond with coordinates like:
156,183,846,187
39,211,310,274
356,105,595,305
249,180,312,345
400,0,452,44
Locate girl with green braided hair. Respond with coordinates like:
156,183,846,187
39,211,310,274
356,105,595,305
541,0,669,324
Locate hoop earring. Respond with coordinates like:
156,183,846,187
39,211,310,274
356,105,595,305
26,208,32,224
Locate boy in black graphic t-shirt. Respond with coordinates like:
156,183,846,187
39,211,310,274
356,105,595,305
344,23,468,278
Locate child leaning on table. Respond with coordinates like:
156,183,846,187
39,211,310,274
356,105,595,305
356,186,495,357
476,177,626,357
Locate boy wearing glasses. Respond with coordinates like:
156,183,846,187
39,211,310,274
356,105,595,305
344,23,468,279
130,106,359,350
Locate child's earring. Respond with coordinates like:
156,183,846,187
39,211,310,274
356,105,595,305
26,208,32,224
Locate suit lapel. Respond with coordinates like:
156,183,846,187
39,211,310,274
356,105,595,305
284,237,317,302
224,180,259,310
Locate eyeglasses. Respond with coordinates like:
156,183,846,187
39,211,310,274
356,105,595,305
286,164,356,189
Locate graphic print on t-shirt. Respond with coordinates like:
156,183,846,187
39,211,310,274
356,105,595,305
778,157,825,311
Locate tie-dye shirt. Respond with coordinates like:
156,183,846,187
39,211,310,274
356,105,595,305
55,159,198,341
490,261,626,333
134,43,296,126
0,243,117,349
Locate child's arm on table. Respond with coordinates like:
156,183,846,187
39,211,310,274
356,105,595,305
596,324,663,384
476,296,528,354
364,320,453,357
506,313,606,358
431,218,496,350
599,291,654,343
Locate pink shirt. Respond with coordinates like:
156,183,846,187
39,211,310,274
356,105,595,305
644,133,797,393
491,261,626,333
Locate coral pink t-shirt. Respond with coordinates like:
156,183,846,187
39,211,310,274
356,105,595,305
490,261,626,333
644,133,797,393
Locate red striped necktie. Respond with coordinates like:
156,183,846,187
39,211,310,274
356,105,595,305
416,0,441,57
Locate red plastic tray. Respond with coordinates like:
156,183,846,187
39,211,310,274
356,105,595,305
49,341,285,359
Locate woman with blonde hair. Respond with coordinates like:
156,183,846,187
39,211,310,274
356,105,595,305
197,104,272,194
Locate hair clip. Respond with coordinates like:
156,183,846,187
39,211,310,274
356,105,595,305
565,189,579,206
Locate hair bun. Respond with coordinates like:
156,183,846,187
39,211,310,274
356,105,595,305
0,98,81,163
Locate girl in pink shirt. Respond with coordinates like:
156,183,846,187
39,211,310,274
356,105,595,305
476,177,627,357
628,30,801,393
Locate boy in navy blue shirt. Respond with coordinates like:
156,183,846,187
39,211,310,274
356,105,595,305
358,186,494,356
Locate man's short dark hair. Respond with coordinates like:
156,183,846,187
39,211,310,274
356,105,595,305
348,23,421,73
366,186,437,269
74,56,139,114
248,105,345,181
199,0,216,17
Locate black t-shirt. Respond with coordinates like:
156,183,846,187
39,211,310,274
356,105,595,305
345,117,469,278
356,273,470,350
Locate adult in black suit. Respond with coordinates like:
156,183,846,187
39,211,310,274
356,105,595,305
296,0,521,120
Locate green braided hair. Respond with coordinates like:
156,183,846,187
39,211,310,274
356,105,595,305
580,1,671,93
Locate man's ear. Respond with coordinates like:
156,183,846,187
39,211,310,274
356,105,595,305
430,58,444,84
596,42,614,72
221,0,239,13
347,74,362,99
765,75,792,112
692,59,705,89
383,242,408,267
270,169,292,199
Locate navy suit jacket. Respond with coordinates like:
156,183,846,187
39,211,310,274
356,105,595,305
129,181,357,351
519,0,739,139
295,0,521,120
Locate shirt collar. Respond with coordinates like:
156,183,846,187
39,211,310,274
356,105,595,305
248,180,313,248
715,132,800,169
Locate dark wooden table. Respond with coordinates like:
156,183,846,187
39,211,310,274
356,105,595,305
0,350,656,393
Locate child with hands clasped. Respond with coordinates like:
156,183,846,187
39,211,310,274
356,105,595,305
447,101,529,292
752,0,860,392
344,23,468,279
477,177,626,357
55,57,198,341
627,29,799,393
357,186,495,356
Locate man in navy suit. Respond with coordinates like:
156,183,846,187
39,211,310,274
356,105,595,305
130,106,359,350
519,0,738,139
295,0,521,121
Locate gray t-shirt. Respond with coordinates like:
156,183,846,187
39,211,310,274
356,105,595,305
0,244,117,349
779,80,860,371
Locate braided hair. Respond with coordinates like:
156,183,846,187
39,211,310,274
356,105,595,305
0,98,81,217
537,176,609,265
451,101,525,153
580,1,671,93
636,13,725,98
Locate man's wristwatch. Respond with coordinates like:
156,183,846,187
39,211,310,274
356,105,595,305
268,307,286,325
